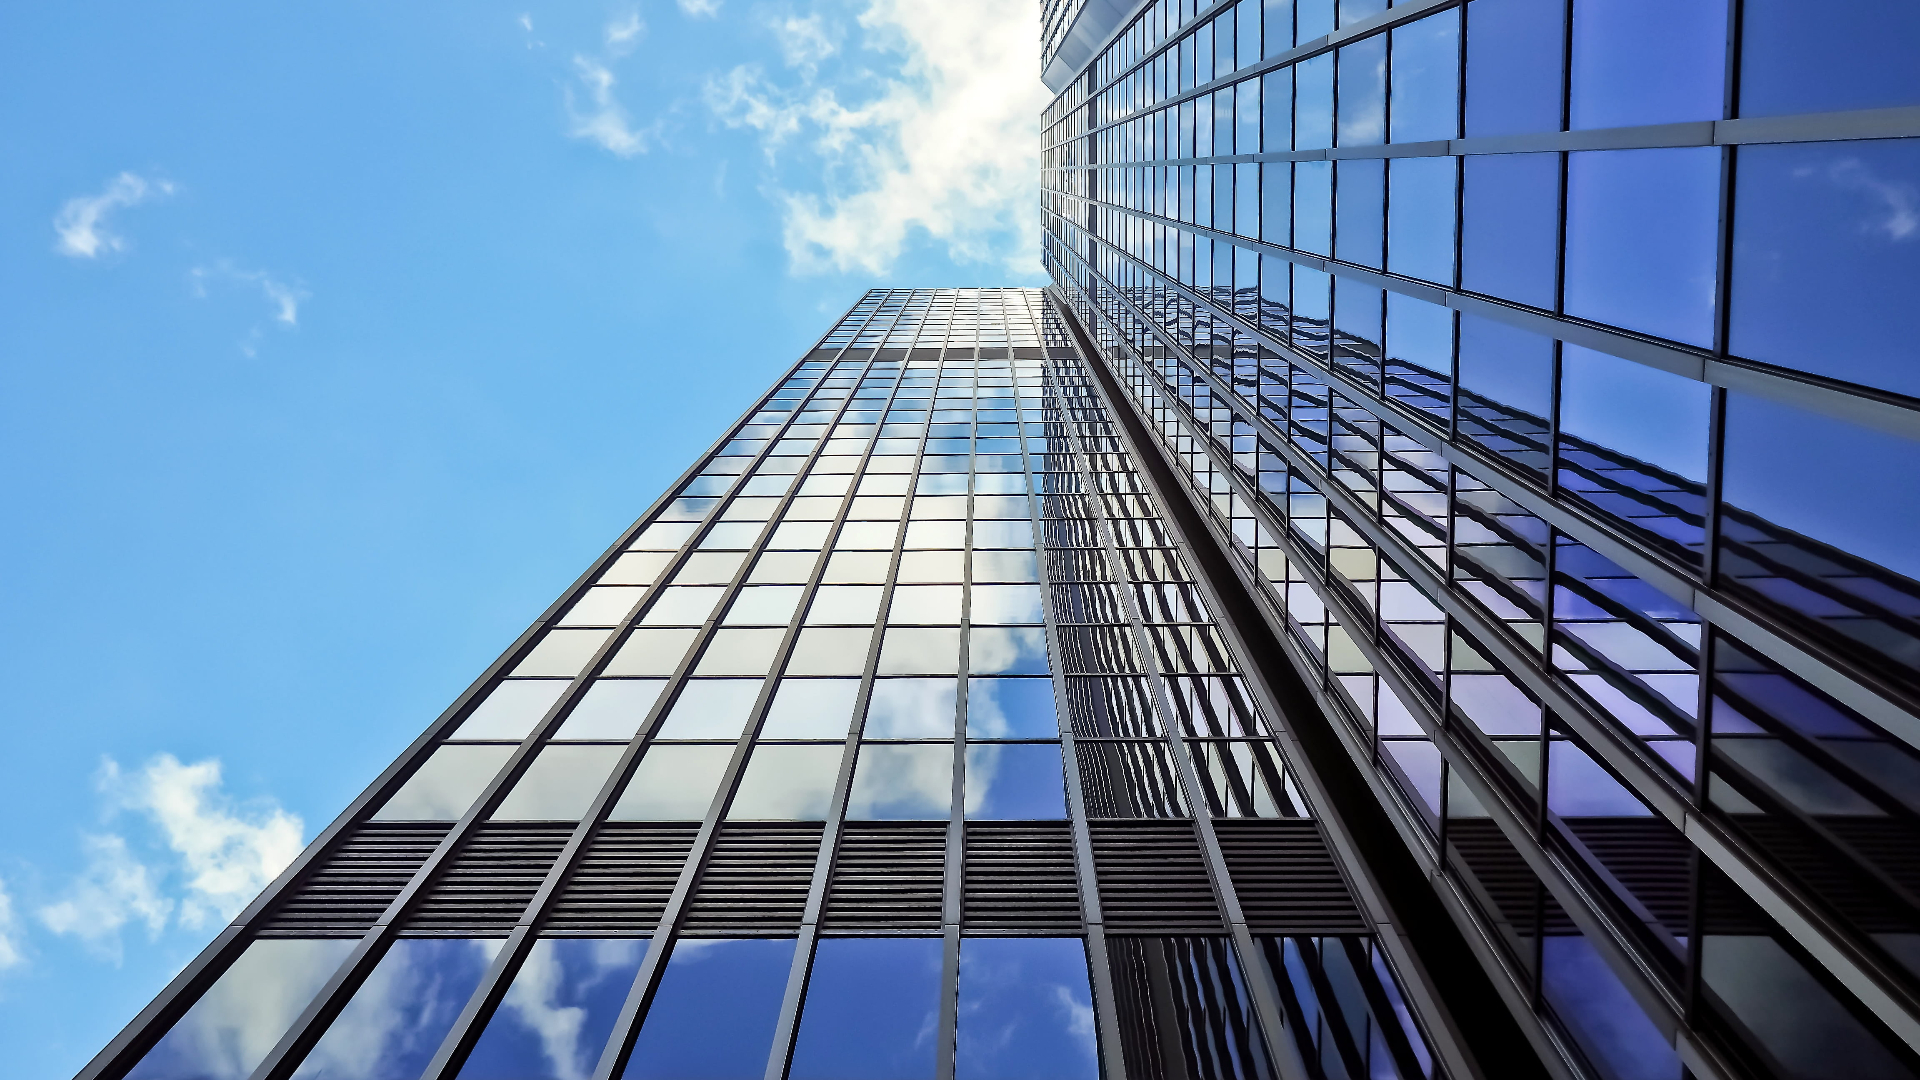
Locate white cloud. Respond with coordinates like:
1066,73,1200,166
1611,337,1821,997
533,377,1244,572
0,878,26,970
604,11,644,55
53,171,175,259
119,755,305,928
678,0,722,18
567,56,654,157
771,13,836,76
1802,157,1920,241
38,755,303,959
706,0,1047,276
518,13,533,32
191,261,309,331
38,834,173,959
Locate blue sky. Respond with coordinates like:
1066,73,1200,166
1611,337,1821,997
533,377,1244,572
0,1,1044,1074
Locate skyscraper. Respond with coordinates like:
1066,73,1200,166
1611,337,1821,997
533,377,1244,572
1039,1,1920,1079
82,4,1920,1080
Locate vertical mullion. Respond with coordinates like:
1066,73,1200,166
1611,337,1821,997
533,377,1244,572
762,309,945,1080
1052,309,1312,1080
584,313,908,1080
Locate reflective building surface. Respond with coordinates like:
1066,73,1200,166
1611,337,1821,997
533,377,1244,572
84,290,1473,1080
1041,0,1920,1078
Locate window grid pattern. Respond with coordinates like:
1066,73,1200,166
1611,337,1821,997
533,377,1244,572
96,291,1434,1080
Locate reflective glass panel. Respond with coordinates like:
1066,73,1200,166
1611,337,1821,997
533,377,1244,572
453,680,571,741
846,744,955,820
513,629,616,678
1740,0,1920,117
725,586,805,626
789,938,942,1080
1464,0,1564,137
969,628,1051,675
459,939,648,1080
971,585,1045,624
727,744,842,819
1564,148,1721,347
1461,153,1558,309
1569,0,1724,129
866,678,959,738
967,678,1061,738
954,938,1099,1080
761,679,861,739
877,628,962,675
809,585,886,624
603,628,700,678
889,585,964,624
125,939,356,1080
654,679,763,740
553,679,667,740
374,745,515,821
965,744,1067,819
492,745,625,820
292,939,503,1080
787,627,875,676
621,939,796,1080
609,744,733,820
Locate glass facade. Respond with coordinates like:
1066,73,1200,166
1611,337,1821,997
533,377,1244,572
85,291,1451,1080
1042,2,1920,1079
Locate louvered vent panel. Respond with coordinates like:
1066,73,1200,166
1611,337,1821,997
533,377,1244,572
544,823,698,933
1213,819,1365,934
964,822,1081,932
400,823,572,935
258,823,451,936
823,823,945,931
681,823,822,935
1090,821,1222,933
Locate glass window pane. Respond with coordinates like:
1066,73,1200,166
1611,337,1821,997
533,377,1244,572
1730,139,1920,398
972,520,1034,549
453,680,570,741
512,629,616,678
1740,0,1920,117
609,744,733,820
621,939,796,1080
1390,12,1459,143
967,678,1059,738
1564,148,1721,347
809,585,886,624
970,585,1044,624
1464,0,1564,137
725,586,805,626
890,585,964,624
761,679,862,739
124,939,356,1080
1569,0,1725,129
865,678,959,738
965,744,1067,819
492,745,625,820
789,938,943,1080
672,552,748,585
559,587,644,627
878,628,962,675
554,680,667,740
786,627,876,676
1461,153,1559,309
603,628,701,678
969,628,1052,675
954,938,1099,1080
693,629,785,676
374,745,515,821
972,550,1039,583
599,551,673,587
906,520,969,548
458,939,648,1080
846,744,955,820
898,550,965,583
749,552,817,584
728,745,843,819
292,939,503,1079
1558,343,1710,480
824,551,892,584
640,587,724,626
655,679,764,739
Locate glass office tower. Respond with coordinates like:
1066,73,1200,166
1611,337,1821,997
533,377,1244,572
1041,0,1920,1079
81,289,1491,1080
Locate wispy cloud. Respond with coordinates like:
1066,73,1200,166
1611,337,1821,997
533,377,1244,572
706,0,1047,276
38,834,173,960
0,878,25,971
191,261,308,355
678,0,722,18
604,10,644,54
53,172,175,259
1799,156,1920,241
38,755,304,959
770,13,836,77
